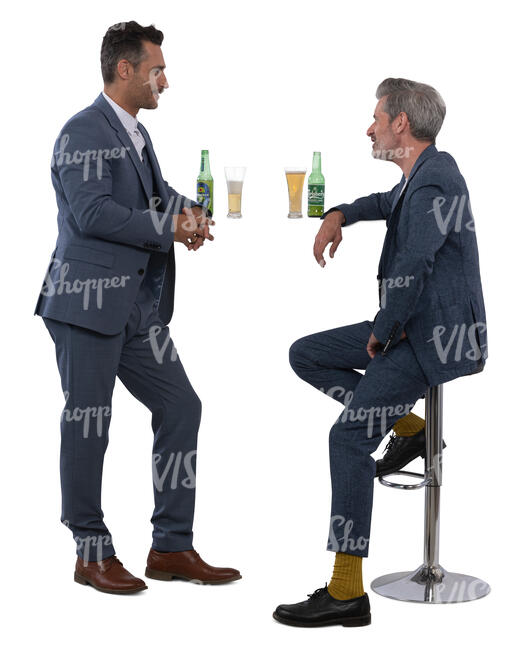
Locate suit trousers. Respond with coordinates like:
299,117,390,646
42,303,201,562
289,319,429,557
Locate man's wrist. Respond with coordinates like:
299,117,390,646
323,209,345,226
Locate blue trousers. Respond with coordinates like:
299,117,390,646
42,304,201,562
289,319,429,557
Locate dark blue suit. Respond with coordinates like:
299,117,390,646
329,144,487,385
289,145,488,556
35,94,203,562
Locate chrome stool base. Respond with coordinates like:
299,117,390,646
372,385,490,604
371,564,491,603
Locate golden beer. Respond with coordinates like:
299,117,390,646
227,181,243,216
285,168,306,218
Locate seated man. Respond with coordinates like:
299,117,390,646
273,77,488,628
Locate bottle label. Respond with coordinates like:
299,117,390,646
197,181,213,211
308,184,325,206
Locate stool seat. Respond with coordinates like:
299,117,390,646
370,384,490,603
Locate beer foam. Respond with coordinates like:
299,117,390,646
227,181,244,194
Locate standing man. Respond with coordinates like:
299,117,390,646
273,78,487,627
35,21,241,594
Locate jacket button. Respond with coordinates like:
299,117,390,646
138,268,145,275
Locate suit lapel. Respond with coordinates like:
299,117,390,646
390,176,407,214
378,144,439,280
136,122,170,205
388,145,438,215
92,93,152,200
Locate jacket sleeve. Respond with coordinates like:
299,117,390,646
163,179,213,219
372,182,457,350
321,183,401,226
54,122,176,253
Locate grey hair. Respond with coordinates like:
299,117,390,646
376,78,446,143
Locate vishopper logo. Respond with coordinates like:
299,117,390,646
63,520,113,565
327,516,369,553
379,274,416,309
426,321,487,364
372,145,415,161
422,448,444,477
108,22,127,32
321,386,415,439
51,133,130,181
428,574,490,603
144,194,198,235
145,66,164,102
40,258,131,310
152,450,197,492
427,193,475,234
61,390,111,439
319,385,354,404
142,325,179,365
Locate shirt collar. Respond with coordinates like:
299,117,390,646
101,91,138,135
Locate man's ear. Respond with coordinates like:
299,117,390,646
395,111,409,135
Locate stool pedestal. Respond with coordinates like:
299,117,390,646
370,384,490,603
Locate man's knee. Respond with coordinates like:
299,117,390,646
179,390,201,423
329,418,383,454
190,392,202,420
289,335,314,373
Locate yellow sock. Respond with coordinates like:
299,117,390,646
392,412,425,437
327,552,364,600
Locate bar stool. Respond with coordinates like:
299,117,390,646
370,384,491,603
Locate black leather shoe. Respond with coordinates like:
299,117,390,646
375,427,446,478
273,585,371,627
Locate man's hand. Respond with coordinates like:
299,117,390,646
173,206,215,251
367,329,407,358
367,332,383,359
313,211,344,267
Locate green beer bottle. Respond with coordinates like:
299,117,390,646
307,151,325,217
196,149,213,215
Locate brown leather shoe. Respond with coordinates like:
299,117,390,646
74,555,147,594
145,548,241,584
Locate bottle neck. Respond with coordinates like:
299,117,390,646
200,153,211,177
312,152,321,173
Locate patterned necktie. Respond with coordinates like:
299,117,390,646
129,127,146,162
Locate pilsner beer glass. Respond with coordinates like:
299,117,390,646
285,167,306,218
224,166,246,218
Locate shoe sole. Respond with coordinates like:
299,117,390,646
272,611,371,627
144,567,242,585
74,571,148,595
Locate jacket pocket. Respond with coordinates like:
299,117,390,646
63,244,115,268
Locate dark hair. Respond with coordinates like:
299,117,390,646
100,21,164,84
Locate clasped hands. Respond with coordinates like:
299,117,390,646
172,206,215,251
314,210,406,358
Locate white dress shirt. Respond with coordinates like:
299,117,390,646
102,91,146,161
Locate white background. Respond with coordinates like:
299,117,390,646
2,0,524,647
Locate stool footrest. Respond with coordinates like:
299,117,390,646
378,470,429,490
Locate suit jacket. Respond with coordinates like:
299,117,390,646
324,144,488,387
34,92,202,335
